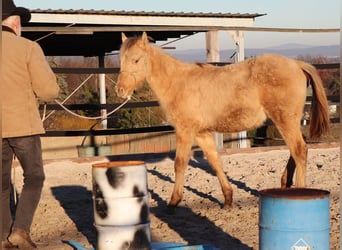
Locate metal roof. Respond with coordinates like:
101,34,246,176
21,9,265,57
30,9,264,19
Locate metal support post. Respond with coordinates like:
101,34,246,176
98,55,107,129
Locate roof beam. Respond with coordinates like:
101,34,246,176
30,13,255,27
22,26,340,33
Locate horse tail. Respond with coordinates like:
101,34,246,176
297,61,330,140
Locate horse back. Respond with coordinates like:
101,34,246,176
248,54,308,103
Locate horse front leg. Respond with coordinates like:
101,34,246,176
196,131,233,208
168,131,194,208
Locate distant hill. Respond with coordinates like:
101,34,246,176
167,44,340,63
267,43,314,50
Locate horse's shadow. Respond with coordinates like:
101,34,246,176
108,152,255,249
188,152,260,198
51,186,96,248
51,152,258,250
149,188,252,250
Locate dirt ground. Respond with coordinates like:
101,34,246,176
11,143,340,249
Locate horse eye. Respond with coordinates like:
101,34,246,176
133,58,140,64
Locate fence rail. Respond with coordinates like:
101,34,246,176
43,63,340,140
51,63,340,74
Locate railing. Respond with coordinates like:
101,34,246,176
41,63,340,140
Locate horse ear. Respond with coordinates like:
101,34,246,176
121,33,128,42
141,32,149,45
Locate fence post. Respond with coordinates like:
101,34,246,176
228,30,248,149
206,31,224,150
98,55,107,129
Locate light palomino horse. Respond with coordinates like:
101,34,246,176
116,32,330,209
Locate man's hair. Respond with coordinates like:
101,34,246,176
2,15,20,27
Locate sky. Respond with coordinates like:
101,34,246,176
15,0,340,50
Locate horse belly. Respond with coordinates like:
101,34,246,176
213,107,267,133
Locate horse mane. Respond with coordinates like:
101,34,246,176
121,36,209,70
121,35,155,52
121,37,140,51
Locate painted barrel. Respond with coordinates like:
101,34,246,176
94,195,149,226
96,223,151,250
92,161,151,250
259,188,330,250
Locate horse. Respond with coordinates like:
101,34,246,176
116,32,330,209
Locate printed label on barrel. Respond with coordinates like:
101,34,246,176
292,239,310,250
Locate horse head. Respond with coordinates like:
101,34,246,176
116,32,149,99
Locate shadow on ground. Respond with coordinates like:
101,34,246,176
108,152,254,249
50,151,259,249
51,186,96,248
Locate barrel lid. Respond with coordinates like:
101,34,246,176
92,161,145,168
259,188,330,200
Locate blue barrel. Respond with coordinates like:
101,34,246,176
259,188,330,250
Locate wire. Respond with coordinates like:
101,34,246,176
35,23,76,42
159,33,197,47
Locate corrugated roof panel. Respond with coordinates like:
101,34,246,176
20,9,265,56
30,9,265,19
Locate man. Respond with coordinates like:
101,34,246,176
1,0,60,248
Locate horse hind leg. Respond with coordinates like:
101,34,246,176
195,131,233,208
277,122,308,188
281,155,296,188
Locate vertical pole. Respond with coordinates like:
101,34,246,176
236,31,247,149
340,21,342,248
206,31,223,150
98,55,107,129
227,30,247,148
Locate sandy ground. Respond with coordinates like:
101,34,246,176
11,144,340,249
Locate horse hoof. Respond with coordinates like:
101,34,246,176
223,202,232,209
281,182,293,188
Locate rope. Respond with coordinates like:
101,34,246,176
42,73,130,121
42,74,94,121
105,75,167,124
42,103,47,121
54,97,130,120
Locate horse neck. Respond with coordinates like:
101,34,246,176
145,45,181,98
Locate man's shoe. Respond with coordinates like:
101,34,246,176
8,228,37,249
1,239,18,249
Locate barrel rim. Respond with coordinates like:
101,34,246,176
94,222,151,229
259,188,330,200
92,161,145,168
93,194,149,201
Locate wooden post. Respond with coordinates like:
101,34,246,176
227,30,248,148
206,31,220,63
205,31,223,150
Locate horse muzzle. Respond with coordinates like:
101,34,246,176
115,85,131,99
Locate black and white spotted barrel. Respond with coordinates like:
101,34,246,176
92,161,151,250
96,224,151,250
